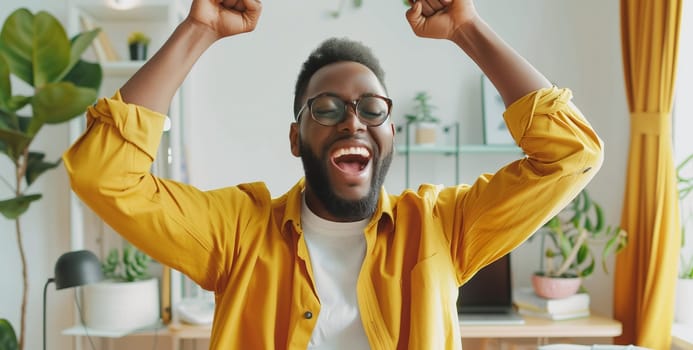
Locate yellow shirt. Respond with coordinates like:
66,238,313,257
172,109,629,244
63,86,603,349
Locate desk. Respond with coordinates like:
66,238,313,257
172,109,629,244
673,323,693,350
164,314,621,350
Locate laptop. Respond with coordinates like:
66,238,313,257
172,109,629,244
457,253,524,325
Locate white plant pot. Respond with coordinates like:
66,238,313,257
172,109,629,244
675,278,693,324
83,278,160,332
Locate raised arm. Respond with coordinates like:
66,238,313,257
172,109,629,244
405,0,551,106
120,0,262,112
404,0,603,281
63,0,263,290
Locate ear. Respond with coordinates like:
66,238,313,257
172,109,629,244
390,121,396,136
290,122,301,157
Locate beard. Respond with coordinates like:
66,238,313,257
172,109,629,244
299,137,392,221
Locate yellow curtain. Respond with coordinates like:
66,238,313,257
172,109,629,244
614,0,682,348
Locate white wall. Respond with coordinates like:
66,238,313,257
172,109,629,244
0,1,630,349
186,0,627,317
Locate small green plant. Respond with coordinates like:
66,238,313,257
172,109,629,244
678,154,693,279
537,190,628,278
127,31,150,46
102,246,151,282
404,91,439,124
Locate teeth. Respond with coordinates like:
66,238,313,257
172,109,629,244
332,147,370,158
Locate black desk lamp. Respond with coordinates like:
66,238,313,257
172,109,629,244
43,250,103,350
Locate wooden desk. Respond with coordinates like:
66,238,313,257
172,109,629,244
460,314,621,338
165,314,621,350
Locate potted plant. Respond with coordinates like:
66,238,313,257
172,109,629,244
675,153,693,324
0,9,102,350
532,189,628,299
127,31,150,61
82,245,160,332
404,91,440,146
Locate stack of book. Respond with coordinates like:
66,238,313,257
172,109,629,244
513,287,590,320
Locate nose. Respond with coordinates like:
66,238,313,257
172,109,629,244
337,104,367,133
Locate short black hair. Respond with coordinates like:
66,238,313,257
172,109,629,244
293,37,387,118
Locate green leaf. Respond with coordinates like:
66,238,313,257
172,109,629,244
8,95,31,112
0,55,10,109
25,152,61,186
63,60,102,90
576,243,588,264
0,194,42,219
592,203,604,232
0,319,18,350
0,8,34,85
57,29,100,81
0,126,31,162
33,11,70,86
27,82,96,136
353,0,363,7
581,258,595,277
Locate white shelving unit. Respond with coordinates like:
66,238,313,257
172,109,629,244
396,122,521,188
65,0,191,339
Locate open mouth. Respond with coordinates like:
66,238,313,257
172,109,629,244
331,146,371,174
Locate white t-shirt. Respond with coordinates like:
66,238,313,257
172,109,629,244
301,198,370,350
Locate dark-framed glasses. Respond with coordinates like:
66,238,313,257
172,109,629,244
295,92,393,127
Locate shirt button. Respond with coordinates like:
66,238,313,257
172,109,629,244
304,311,313,319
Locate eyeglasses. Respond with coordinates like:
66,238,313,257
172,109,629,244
295,92,393,127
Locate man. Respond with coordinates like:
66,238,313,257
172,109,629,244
64,0,603,348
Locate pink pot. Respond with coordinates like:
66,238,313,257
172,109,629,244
532,273,581,299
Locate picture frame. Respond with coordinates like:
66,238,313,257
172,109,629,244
481,75,514,145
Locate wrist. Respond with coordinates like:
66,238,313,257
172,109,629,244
178,17,220,47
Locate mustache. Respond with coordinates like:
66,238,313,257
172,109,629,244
321,134,378,157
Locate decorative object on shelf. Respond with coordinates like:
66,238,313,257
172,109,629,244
0,9,102,350
43,250,103,350
78,12,119,62
676,153,693,324
481,75,514,145
514,287,590,320
532,190,627,299
405,91,440,146
82,246,160,332
128,31,151,61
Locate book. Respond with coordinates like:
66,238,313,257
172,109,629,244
78,11,120,62
518,307,590,321
513,287,590,314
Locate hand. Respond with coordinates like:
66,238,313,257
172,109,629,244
405,0,479,40
187,0,262,40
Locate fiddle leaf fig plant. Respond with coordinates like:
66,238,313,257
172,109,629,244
0,8,102,350
0,319,18,350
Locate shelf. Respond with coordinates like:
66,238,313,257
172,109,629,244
101,60,145,76
62,321,165,338
74,2,173,22
396,144,521,155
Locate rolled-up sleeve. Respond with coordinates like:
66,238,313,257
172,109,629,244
63,91,251,291
440,87,604,284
